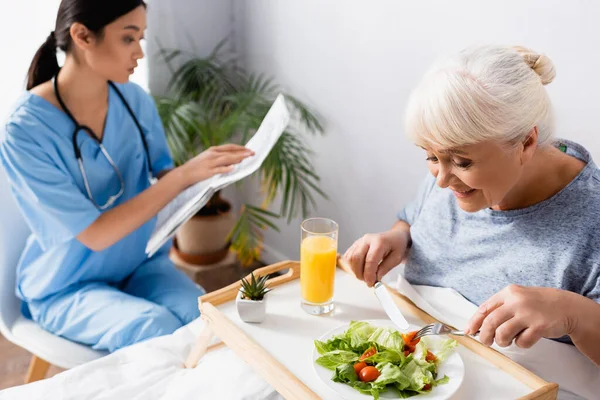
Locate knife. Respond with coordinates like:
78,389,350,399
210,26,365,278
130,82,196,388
373,281,410,331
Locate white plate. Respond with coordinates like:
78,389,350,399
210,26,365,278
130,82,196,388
312,319,464,400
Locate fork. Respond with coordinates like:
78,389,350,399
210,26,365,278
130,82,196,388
413,322,480,340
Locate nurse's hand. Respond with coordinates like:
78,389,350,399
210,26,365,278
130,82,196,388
180,144,254,187
465,285,578,348
342,220,411,287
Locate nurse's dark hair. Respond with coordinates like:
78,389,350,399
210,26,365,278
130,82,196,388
26,0,146,90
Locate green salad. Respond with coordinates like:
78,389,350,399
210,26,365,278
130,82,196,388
314,321,458,399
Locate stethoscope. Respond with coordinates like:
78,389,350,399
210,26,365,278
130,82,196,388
53,73,152,210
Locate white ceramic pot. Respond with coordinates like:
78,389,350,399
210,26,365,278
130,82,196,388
236,289,267,323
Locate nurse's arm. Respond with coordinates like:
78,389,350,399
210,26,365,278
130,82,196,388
156,169,172,179
76,168,188,251
76,145,252,251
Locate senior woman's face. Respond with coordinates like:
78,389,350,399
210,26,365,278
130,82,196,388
424,140,525,212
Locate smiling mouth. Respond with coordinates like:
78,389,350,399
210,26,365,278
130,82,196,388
451,188,476,198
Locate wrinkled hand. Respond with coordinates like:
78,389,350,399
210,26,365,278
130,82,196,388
342,229,409,287
180,144,254,187
465,285,577,348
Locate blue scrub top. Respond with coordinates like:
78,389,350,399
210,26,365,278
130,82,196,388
0,82,175,303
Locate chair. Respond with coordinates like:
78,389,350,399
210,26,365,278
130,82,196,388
0,165,106,384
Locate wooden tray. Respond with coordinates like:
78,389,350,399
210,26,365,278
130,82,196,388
184,260,558,400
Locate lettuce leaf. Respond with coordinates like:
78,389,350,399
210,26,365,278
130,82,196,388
402,359,434,391
332,363,359,383
345,320,379,347
366,327,406,353
374,362,412,390
433,338,458,363
433,375,450,386
315,350,359,370
333,364,386,400
364,348,406,365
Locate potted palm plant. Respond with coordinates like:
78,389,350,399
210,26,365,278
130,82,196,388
155,41,326,266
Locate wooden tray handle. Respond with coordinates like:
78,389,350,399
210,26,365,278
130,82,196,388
244,260,300,283
199,260,300,306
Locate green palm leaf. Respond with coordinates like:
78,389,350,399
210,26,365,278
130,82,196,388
157,40,326,265
260,132,327,222
227,204,280,266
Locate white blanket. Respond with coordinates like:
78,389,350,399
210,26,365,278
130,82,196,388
1,270,597,400
0,319,279,400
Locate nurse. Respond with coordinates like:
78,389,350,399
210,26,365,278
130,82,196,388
0,0,253,352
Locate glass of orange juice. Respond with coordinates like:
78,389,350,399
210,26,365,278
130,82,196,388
300,218,338,315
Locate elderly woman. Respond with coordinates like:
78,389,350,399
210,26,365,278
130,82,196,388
344,45,600,366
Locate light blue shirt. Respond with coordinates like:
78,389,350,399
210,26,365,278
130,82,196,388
0,82,174,303
398,140,600,308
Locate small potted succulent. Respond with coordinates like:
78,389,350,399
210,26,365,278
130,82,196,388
236,272,271,323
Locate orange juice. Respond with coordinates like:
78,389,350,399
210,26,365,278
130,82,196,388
300,235,337,303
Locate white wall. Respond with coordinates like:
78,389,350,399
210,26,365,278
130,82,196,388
5,2,598,263
145,0,247,212
234,0,600,262
146,0,234,96
0,0,175,118
0,0,62,121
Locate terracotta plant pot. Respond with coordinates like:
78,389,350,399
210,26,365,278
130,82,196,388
174,194,236,265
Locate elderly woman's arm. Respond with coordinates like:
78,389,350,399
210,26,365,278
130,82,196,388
465,285,600,366
569,294,600,366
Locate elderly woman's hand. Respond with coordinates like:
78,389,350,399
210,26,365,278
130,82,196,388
465,285,579,348
343,221,411,287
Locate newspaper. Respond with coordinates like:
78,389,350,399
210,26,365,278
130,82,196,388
145,94,290,257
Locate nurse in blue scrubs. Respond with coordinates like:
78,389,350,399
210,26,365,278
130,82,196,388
0,0,253,352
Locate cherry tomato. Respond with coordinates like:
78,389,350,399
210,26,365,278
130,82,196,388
403,350,411,357
423,384,432,391
358,366,380,382
402,331,421,347
404,344,416,354
359,346,377,361
353,362,367,375
425,351,437,363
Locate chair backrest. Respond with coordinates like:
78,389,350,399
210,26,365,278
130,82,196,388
0,162,31,340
